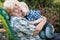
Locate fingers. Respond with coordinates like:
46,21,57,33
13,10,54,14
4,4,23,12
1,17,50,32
33,30,40,36
0,29,6,32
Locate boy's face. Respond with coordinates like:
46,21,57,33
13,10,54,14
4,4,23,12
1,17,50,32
22,11,27,16
21,8,29,16
21,8,28,16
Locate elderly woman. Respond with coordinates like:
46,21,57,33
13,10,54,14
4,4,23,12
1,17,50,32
3,0,55,40
3,0,43,40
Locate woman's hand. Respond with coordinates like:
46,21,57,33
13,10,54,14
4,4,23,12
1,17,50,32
33,30,40,36
28,21,35,25
0,29,6,32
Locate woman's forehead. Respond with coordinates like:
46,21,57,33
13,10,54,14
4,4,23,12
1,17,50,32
4,1,15,10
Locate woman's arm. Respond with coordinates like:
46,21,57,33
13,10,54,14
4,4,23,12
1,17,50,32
34,16,47,36
36,16,47,31
11,18,36,35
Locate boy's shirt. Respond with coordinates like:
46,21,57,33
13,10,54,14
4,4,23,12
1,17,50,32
10,16,42,40
25,10,43,21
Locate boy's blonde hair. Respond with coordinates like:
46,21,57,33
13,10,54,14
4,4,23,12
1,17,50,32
20,2,29,13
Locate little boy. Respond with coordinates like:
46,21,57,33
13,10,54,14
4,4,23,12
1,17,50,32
19,2,55,39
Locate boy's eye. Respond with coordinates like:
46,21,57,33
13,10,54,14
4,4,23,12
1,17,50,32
20,10,23,13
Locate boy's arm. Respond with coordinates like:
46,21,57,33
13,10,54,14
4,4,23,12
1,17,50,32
33,17,44,24
29,16,46,24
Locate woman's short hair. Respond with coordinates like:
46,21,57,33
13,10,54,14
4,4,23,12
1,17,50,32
3,0,18,10
3,0,29,13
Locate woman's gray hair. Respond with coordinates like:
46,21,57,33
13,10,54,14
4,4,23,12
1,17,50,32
3,0,29,13
3,0,18,10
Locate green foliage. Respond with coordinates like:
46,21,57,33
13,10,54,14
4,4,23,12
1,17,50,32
18,0,54,9
18,0,39,9
41,7,60,31
0,0,5,3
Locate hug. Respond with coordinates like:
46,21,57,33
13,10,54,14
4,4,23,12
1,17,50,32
3,0,56,40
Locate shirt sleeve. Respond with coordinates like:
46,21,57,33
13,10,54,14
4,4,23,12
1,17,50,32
12,18,36,35
31,10,43,20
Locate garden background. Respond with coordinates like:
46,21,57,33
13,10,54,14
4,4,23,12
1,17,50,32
0,0,60,33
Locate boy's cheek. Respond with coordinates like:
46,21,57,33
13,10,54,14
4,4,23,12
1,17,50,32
22,13,27,16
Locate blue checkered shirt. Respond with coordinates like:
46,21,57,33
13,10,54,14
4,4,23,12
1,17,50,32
25,10,43,21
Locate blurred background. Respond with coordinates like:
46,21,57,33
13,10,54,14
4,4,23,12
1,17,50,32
0,0,60,33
